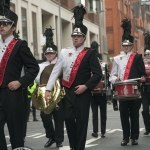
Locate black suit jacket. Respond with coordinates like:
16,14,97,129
1,39,39,88
72,49,102,90
128,53,147,79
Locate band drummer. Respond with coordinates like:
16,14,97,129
109,18,146,146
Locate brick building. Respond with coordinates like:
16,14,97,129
105,0,150,58
10,0,107,61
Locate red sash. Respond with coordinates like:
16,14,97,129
62,48,88,88
0,39,18,86
123,53,136,80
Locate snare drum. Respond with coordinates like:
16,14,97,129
113,80,140,100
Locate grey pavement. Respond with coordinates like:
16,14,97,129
5,103,150,150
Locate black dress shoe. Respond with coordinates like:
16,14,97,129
44,138,55,147
121,139,129,146
101,133,105,138
91,132,98,138
131,139,138,145
56,142,63,147
144,130,150,135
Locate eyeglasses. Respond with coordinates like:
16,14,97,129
0,22,12,27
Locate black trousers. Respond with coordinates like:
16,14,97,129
63,87,91,150
40,100,64,143
141,92,150,131
119,99,140,140
0,88,24,150
23,88,28,138
91,94,107,134
27,98,37,120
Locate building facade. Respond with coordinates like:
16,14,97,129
105,0,150,58
10,0,107,61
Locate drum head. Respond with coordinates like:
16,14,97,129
113,80,137,86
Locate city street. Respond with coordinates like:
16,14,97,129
5,104,150,150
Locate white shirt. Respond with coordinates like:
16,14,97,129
35,57,57,85
109,51,133,84
46,45,85,91
0,35,14,61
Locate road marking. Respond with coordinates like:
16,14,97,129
27,133,42,137
33,134,46,138
89,129,111,132
59,136,102,149
5,135,9,138
85,144,98,148
140,128,145,131
107,129,122,133
86,137,101,144
59,146,70,150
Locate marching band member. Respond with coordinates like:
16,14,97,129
0,1,39,149
109,19,146,146
45,4,102,150
141,33,150,135
35,27,64,148
90,41,108,138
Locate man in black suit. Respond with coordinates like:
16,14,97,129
45,5,102,150
109,19,146,146
90,42,107,138
0,4,39,150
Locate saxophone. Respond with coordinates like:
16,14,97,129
31,64,65,114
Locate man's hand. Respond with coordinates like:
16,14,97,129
115,77,120,82
45,91,51,102
74,85,87,95
140,76,145,82
8,81,21,91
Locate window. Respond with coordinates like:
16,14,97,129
88,0,97,13
32,12,38,57
10,3,15,12
75,0,85,6
21,8,28,42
